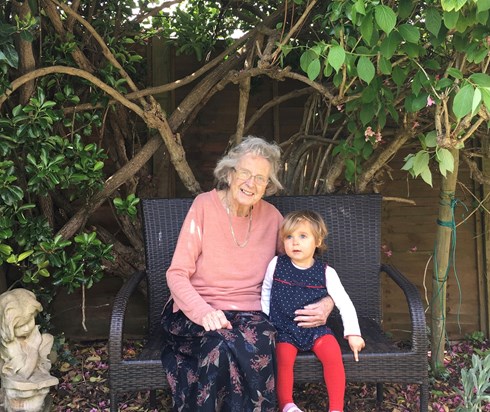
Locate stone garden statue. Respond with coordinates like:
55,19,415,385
0,289,58,412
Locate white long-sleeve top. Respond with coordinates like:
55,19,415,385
261,256,361,337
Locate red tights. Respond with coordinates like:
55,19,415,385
276,335,345,411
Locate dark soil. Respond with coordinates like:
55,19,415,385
49,336,490,411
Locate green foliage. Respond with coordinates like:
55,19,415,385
401,131,456,187
0,11,38,92
284,0,490,185
455,352,490,411
113,194,140,218
0,87,112,290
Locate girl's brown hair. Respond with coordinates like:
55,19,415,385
280,210,328,253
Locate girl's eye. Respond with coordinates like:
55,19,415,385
300,234,307,239
286,235,293,240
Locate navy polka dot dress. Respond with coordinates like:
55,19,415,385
270,254,333,351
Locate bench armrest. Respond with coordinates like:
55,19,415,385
380,264,428,353
109,270,147,363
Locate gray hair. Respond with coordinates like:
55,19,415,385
214,136,283,196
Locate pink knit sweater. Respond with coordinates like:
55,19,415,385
166,189,284,325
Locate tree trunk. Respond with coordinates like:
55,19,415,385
430,147,460,372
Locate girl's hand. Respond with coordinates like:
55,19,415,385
201,309,232,331
347,335,365,361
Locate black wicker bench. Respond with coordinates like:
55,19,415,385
109,193,429,411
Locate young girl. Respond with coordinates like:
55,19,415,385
261,210,365,412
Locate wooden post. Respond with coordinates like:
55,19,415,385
430,147,459,372
482,140,490,337
150,37,175,197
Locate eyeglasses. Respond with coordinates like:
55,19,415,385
233,168,270,186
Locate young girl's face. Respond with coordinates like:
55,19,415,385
14,311,36,338
283,220,320,268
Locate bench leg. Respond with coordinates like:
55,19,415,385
150,390,157,409
110,391,118,412
375,383,384,404
420,383,429,412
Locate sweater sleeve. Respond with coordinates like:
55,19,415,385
166,197,214,325
325,266,362,337
260,256,278,316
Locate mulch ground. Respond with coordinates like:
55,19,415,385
49,337,490,411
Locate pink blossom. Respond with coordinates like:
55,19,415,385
375,131,382,142
364,126,375,141
412,121,420,129
336,105,344,112
381,244,392,257
427,96,435,106
410,246,417,252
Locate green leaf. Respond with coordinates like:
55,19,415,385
480,88,490,111
327,45,345,72
392,66,407,87
436,148,455,176
453,84,474,119
300,49,318,74
281,44,293,58
413,150,430,177
17,250,34,262
424,131,438,148
443,11,459,29
113,198,124,208
420,167,433,187
354,0,366,15
38,269,50,277
401,153,415,172
375,5,397,34
405,93,428,112
470,73,490,88
477,0,490,12
447,67,463,80
307,58,321,81
379,31,402,59
378,57,392,75
1,44,19,69
471,88,482,116
360,15,374,44
398,24,420,43
0,244,13,256
398,0,415,19
425,8,442,36
360,104,376,125
357,56,375,84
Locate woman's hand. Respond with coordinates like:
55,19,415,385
294,296,334,328
347,335,366,362
202,309,232,331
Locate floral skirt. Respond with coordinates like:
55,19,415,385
161,301,277,412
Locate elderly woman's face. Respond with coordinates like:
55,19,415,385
229,153,271,208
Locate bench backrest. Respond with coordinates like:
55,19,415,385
141,193,382,335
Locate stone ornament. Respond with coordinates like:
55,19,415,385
0,289,58,412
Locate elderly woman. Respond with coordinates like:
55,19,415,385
161,136,332,411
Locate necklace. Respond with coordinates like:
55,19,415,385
225,199,252,248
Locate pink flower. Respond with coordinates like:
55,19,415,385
427,96,435,106
364,126,375,141
412,121,420,129
336,105,344,112
381,244,392,257
375,131,382,142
